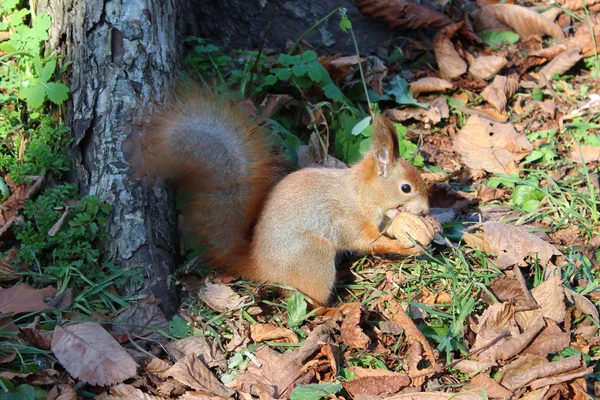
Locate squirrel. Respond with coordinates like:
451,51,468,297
143,87,431,305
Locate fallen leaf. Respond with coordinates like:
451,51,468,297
452,116,533,174
486,275,538,311
0,247,22,281
539,46,583,81
365,56,388,95
522,319,570,357
319,54,361,83
96,383,164,399
144,356,172,373
529,366,594,389
0,283,57,314
112,299,169,344
473,303,519,362
454,359,495,374
480,75,519,112
162,353,233,397
564,287,600,323
498,354,548,391
51,322,139,386
501,354,584,391
531,274,566,323
340,302,371,349
344,375,410,396
556,0,600,11
251,323,299,343
355,0,453,30
434,22,468,80
166,336,227,369
409,77,454,96
384,393,484,399
463,373,512,399
260,94,293,119
467,54,508,80
18,317,53,350
198,280,249,312
570,145,600,164
565,16,600,57
481,4,565,39
463,223,564,269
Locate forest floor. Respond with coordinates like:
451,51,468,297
1,1,600,399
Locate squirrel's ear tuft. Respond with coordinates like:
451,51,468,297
371,115,400,177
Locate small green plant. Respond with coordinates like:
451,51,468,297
480,30,520,49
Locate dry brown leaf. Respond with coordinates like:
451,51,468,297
522,319,570,357
409,77,454,96
385,213,436,251
564,287,600,323
565,16,600,57
112,300,168,344
463,373,512,399
480,75,519,112
463,222,564,269
225,319,251,352
454,359,495,374
0,316,17,334
434,22,468,80
386,107,442,126
473,303,519,362
0,283,57,314
96,383,165,399
570,145,600,164
365,56,388,95
260,94,293,119
467,54,508,80
501,354,584,391
162,353,233,397
497,354,548,390
18,317,52,350
486,275,538,311
144,356,171,373
556,0,599,11
529,366,594,389
531,274,566,323
344,375,410,396
452,116,533,174
355,0,453,30
482,4,565,39
166,336,227,369
319,55,362,83
340,302,371,349
251,323,299,343
382,297,437,377
198,280,249,312
384,393,484,399
51,322,139,386
0,247,21,281
539,46,583,81
492,316,545,361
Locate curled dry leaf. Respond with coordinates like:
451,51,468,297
522,319,570,357
197,280,249,312
355,0,453,30
452,116,533,174
564,287,600,323
463,222,564,269
481,4,565,39
51,322,139,386
467,54,508,80
463,374,512,399
480,75,519,112
251,323,299,343
260,94,293,119
0,283,57,314
319,55,362,83
492,316,545,361
434,22,468,80
112,299,168,343
454,359,495,374
529,366,594,389
570,145,600,164
162,353,233,397
382,297,437,377
166,336,227,369
473,303,519,362
409,77,453,96
501,354,584,391
18,317,53,350
384,393,484,399
385,213,437,252
556,0,599,11
539,46,583,81
340,302,371,349
365,56,388,95
565,16,600,57
531,274,566,323
96,383,164,400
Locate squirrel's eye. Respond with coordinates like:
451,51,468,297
401,184,411,193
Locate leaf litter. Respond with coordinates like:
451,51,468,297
4,0,600,398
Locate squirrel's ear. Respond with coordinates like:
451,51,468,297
371,115,400,177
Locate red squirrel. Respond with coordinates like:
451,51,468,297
143,88,431,305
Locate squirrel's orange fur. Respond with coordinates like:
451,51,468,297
143,87,429,305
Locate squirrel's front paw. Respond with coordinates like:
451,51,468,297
385,213,439,252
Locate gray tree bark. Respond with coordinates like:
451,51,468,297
35,0,192,317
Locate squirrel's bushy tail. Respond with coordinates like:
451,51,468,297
143,86,280,277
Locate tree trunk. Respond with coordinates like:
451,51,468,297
35,0,192,317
